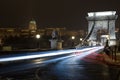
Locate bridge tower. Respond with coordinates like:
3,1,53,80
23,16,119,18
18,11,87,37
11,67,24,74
86,11,118,46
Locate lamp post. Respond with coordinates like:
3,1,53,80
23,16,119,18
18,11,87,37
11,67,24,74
80,38,83,41
71,36,75,48
71,36,75,40
36,34,40,39
36,34,40,49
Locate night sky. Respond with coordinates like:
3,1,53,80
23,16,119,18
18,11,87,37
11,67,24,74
0,0,120,30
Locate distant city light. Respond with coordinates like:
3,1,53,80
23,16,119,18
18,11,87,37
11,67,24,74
36,34,40,39
88,11,116,17
80,38,83,41
71,36,75,40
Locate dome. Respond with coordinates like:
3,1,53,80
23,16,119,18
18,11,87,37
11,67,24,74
29,20,36,25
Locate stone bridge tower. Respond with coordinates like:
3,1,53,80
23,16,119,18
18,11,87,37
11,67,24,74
86,11,118,46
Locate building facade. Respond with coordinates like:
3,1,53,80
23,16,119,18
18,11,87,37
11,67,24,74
0,20,86,50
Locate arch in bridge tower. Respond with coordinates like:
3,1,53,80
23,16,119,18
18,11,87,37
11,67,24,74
86,11,118,46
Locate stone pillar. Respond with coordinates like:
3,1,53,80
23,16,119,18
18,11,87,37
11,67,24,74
49,39,58,49
49,29,63,50
49,39,63,50
57,40,63,50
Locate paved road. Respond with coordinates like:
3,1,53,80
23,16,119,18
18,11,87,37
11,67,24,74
0,47,116,80
36,53,110,80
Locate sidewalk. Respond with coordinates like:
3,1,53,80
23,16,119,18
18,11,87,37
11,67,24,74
81,52,120,80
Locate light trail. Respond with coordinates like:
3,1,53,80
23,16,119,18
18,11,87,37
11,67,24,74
35,46,103,64
0,46,104,62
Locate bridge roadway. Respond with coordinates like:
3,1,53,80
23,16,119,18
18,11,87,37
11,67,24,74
0,46,118,80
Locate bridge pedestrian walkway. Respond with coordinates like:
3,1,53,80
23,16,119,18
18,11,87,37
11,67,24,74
81,52,120,80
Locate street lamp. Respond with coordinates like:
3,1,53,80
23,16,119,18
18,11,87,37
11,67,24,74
36,34,40,49
36,34,40,39
71,36,75,48
80,38,83,41
71,36,75,40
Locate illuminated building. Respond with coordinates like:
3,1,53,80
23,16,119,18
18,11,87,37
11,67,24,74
87,11,118,46
0,20,86,50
